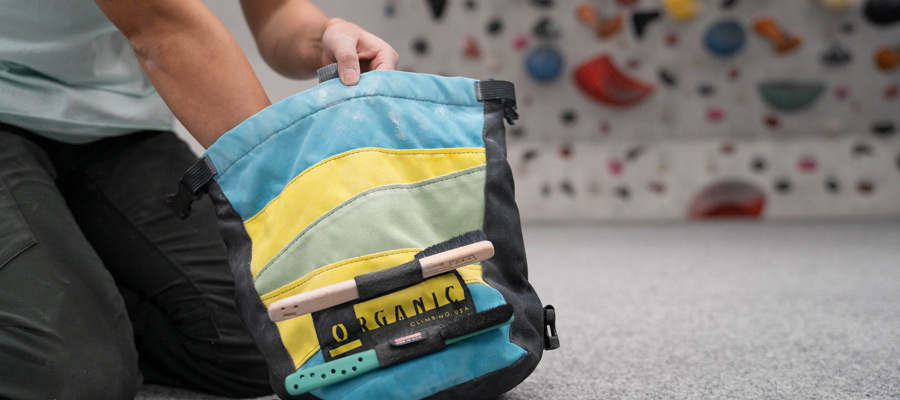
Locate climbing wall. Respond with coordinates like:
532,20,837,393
317,0,900,221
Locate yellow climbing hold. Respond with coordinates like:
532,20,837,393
662,0,699,21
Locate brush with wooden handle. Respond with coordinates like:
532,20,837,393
268,230,494,322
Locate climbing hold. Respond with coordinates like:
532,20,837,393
512,35,530,51
750,157,767,173
840,22,855,34
615,186,630,200
560,180,575,196
426,0,448,20
706,106,725,122
531,0,555,8
626,58,641,70
384,2,396,17
874,46,900,71
560,145,573,158
648,182,666,194
617,0,639,6
820,43,853,67
719,143,735,155
533,16,562,40
797,156,818,173
824,119,844,136
560,109,578,125
773,178,792,194
872,120,896,137
753,18,802,54
576,4,624,38
574,54,655,107
465,0,477,10
688,180,765,219
825,177,840,193
884,83,899,99
523,149,539,161
728,67,741,81
763,114,780,129
462,36,480,59
600,120,611,134
852,142,874,157
608,159,624,176
856,179,876,195
509,126,526,138
704,20,746,57
541,183,551,196
721,0,739,9
698,83,716,97
626,146,646,161
833,85,851,101
412,38,429,55
525,46,565,83
662,0,699,20
665,32,679,47
658,68,678,87
758,81,826,111
632,10,662,39
863,0,900,26
813,0,863,9
486,18,504,35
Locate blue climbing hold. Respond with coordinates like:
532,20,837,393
704,20,746,57
525,46,564,83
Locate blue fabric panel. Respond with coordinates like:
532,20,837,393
301,283,526,400
203,71,485,220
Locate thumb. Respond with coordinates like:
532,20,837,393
330,36,361,86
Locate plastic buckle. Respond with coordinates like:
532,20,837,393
501,99,519,125
543,305,560,350
166,181,203,220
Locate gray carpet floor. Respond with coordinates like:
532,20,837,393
138,219,900,399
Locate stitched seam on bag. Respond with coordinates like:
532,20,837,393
244,148,485,224
260,249,420,301
216,95,482,178
255,166,486,282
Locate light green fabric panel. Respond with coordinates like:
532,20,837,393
254,165,487,295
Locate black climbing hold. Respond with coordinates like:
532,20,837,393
487,18,504,35
825,177,840,194
615,186,630,199
533,16,561,40
658,68,677,87
510,126,526,138
632,10,662,39
523,149,539,161
698,84,716,97
751,157,767,173
721,0,739,9
465,0,477,10
531,0,555,7
384,2,396,17
541,183,551,196
840,22,855,34
863,0,900,26
773,178,791,193
852,142,874,157
821,43,853,67
560,109,577,125
871,121,896,137
626,145,646,161
412,38,429,55
560,180,575,196
427,0,448,20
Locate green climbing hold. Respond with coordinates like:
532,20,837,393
758,81,826,112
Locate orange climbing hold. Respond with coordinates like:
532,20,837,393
753,18,802,54
574,54,655,107
874,46,900,71
575,3,623,38
688,180,765,219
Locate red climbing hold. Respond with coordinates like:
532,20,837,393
688,180,766,219
574,54,655,107
463,36,481,59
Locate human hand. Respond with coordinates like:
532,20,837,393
321,18,399,85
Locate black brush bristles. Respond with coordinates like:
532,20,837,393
415,230,487,259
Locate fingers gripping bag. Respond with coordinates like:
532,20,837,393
167,66,559,399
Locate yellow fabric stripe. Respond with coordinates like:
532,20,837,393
260,249,487,368
328,340,363,358
245,147,486,278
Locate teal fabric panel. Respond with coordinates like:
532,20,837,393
203,71,485,221
303,283,525,400
254,166,486,295
0,0,172,143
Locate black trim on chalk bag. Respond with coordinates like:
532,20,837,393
167,156,216,219
543,305,560,350
317,63,340,83
475,80,519,125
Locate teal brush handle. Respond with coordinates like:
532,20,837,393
285,349,379,395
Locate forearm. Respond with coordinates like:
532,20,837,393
240,0,331,79
95,0,271,148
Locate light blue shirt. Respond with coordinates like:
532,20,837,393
0,0,173,143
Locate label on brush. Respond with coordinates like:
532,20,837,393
391,331,428,347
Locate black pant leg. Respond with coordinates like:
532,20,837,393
61,131,271,398
0,129,141,400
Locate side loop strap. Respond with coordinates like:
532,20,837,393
166,156,217,219
475,80,519,125
317,63,340,83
